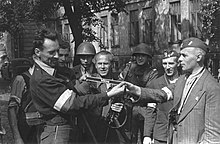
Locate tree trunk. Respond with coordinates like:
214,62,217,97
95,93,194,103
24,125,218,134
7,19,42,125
63,0,83,66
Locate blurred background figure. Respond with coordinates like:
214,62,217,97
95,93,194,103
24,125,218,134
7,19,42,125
119,43,158,144
58,40,70,68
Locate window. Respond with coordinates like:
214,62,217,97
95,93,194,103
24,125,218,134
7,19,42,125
170,1,181,42
100,16,108,48
111,15,119,47
143,7,154,45
190,0,202,38
129,9,139,46
63,23,70,41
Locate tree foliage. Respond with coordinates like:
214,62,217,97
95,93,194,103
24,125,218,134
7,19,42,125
0,0,32,34
0,0,126,47
200,0,220,50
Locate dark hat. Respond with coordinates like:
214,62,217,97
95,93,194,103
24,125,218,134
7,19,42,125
132,43,153,57
180,37,209,52
162,49,179,59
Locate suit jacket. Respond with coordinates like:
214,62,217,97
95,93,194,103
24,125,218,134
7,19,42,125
140,69,220,143
147,75,173,141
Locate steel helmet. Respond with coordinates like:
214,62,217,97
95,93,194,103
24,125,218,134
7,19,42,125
132,43,153,58
76,42,96,55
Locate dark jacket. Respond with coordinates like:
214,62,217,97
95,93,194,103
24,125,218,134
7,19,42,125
147,75,174,141
120,62,159,139
30,63,109,126
121,62,158,87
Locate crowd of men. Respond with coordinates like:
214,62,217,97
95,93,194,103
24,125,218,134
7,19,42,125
7,28,220,144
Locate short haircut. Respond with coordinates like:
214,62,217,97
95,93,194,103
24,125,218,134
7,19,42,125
32,28,58,53
93,50,114,63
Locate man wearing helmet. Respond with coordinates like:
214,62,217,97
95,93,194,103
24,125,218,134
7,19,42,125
71,42,98,143
119,43,159,143
72,42,97,81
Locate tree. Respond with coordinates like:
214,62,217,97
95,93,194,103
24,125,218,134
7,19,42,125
0,0,32,34
0,0,126,52
200,0,220,51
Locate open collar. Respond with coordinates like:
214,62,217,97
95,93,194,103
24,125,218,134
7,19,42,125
33,57,55,76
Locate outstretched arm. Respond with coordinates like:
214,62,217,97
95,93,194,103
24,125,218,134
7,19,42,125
125,82,174,103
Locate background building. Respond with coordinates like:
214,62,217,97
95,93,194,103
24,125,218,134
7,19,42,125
92,0,220,77
3,0,220,78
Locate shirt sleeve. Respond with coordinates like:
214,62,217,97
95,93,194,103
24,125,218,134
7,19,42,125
140,87,172,103
31,76,109,114
144,106,157,138
8,75,26,108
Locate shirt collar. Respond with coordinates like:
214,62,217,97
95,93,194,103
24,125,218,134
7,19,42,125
33,56,55,76
80,65,94,75
28,65,35,75
187,67,205,80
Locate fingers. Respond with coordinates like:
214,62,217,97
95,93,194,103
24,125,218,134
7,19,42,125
114,81,126,88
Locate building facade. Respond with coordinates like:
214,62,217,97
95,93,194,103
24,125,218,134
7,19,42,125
93,0,220,76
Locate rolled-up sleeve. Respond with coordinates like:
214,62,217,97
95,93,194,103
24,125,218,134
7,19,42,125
8,75,26,108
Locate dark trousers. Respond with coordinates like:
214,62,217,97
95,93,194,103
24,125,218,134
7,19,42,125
40,124,78,144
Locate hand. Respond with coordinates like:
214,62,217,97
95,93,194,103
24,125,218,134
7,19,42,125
143,137,153,144
74,79,90,95
107,82,126,97
124,81,141,96
111,103,123,112
79,74,89,82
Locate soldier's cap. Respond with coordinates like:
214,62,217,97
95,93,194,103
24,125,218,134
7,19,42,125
162,49,179,59
180,37,209,52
